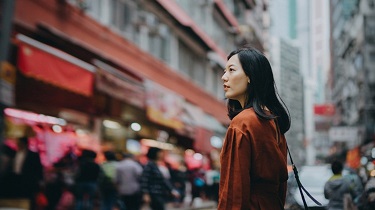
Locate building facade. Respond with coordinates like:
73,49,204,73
0,0,267,163
270,38,305,166
329,0,375,161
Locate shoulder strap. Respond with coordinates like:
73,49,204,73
287,144,322,209
274,119,321,209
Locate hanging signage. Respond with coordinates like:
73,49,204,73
0,62,15,106
346,147,361,169
314,104,335,116
145,80,184,130
96,68,145,108
329,126,363,147
17,42,94,96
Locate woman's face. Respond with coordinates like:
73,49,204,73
222,54,249,107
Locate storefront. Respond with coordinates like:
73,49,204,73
4,0,230,167
3,108,100,167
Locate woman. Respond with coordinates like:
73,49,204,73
141,147,179,210
218,46,291,210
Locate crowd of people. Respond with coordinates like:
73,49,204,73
0,136,220,210
323,160,375,210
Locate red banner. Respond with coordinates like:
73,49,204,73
17,44,94,96
314,104,335,116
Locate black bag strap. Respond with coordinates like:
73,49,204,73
287,144,322,209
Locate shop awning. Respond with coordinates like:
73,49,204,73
16,34,95,96
199,114,227,134
182,102,227,134
94,59,146,108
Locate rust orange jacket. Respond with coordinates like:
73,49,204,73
218,108,288,210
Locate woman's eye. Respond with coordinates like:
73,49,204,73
229,68,235,72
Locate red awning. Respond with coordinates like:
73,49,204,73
17,42,94,96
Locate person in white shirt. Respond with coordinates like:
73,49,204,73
116,153,143,210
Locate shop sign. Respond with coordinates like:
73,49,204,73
314,104,335,116
1,61,16,84
0,62,15,106
96,68,145,108
145,80,184,130
346,147,361,169
329,126,363,146
17,42,95,96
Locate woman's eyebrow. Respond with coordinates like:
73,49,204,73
225,64,235,69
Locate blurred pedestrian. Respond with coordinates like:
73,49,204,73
99,151,118,210
218,46,291,210
46,148,77,210
324,160,359,210
116,152,143,210
169,161,188,207
364,176,375,210
141,147,179,210
205,166,220,203
189,168,206,207
345,168,364,209
0,143,16,196
0,136,44,210
74,149,101,210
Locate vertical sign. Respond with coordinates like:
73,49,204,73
0,62,16,106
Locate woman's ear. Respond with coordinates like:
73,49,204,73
247,78,250,83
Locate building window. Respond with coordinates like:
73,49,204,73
86,0,101,19
178,40,207,88
212,10,236,53
148,24,171,63
110,0,136,35
178,40,193,77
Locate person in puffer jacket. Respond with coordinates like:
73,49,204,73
324,160,357,210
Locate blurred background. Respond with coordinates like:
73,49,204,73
0,0,374,209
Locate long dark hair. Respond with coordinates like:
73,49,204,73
226,47,291,134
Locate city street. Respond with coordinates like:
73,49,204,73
0,0,374,210
167,200,217,210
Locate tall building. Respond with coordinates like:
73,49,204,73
329,0,375,162
269,0,331,165
268,0,305,165
270,38,304,166
310,0,332,163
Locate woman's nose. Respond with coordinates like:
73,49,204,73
221,73,228,81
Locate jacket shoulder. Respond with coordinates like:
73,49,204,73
231,108,259,127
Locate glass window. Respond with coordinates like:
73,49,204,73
86,0,101,20
178,40,191,77
193,58,206,87
109,0,135,33
159,25,171,63
147,20,171,63
178,40,207,88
